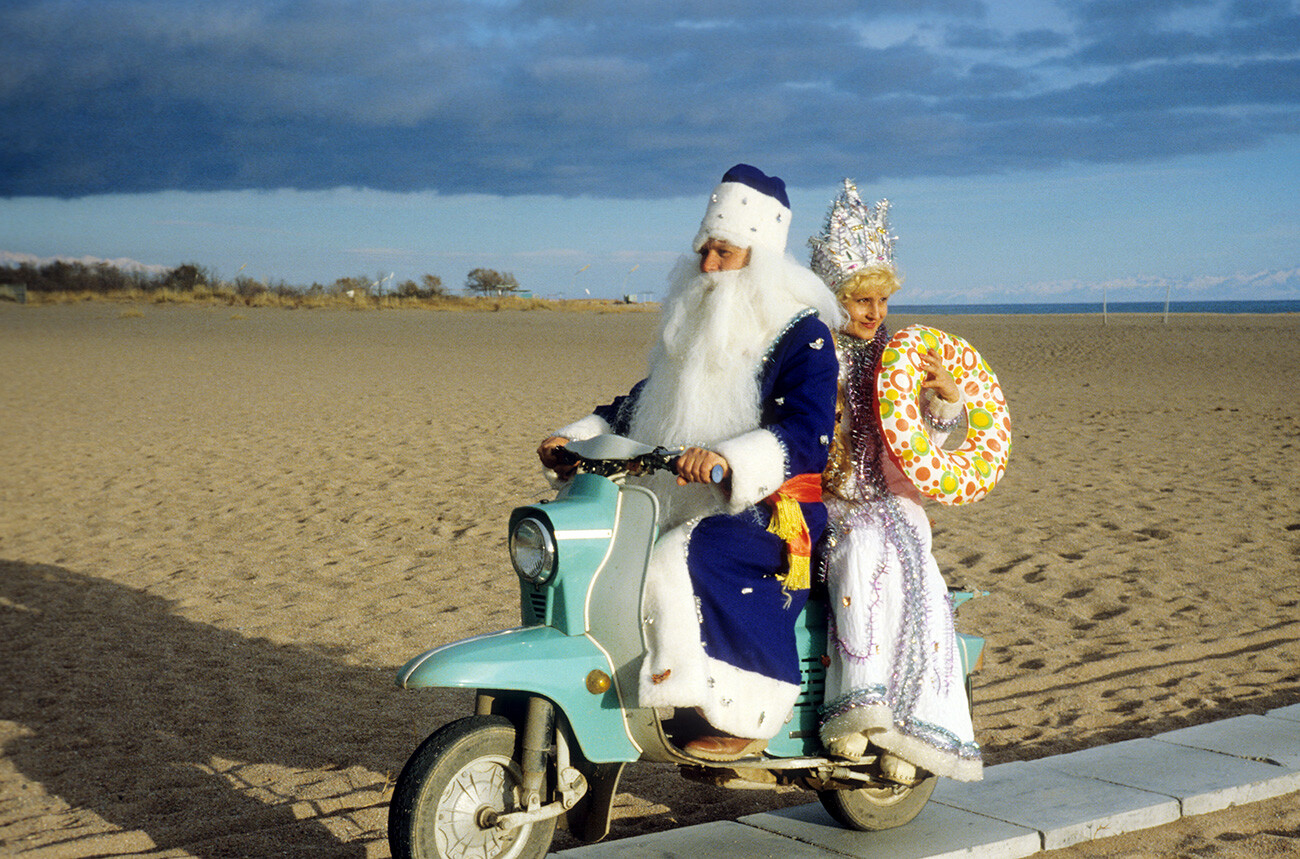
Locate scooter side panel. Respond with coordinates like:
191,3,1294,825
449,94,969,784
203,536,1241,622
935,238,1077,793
957,632,985,676
584,484,662,754
396,625,640,763
951,590,987,676
768,595,830,757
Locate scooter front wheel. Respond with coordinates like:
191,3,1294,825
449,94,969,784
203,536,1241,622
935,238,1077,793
817,774,937,831
389,715,556,859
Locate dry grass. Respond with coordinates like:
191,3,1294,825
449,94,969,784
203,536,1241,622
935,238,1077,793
22,288,659,314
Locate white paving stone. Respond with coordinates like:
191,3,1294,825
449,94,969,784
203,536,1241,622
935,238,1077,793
932,759,1181,851
1043,737,1300,817
554,710,1300,857
551,820,838,858
1155,714,1300,769
742,799,1041,859
1267,703,1300,723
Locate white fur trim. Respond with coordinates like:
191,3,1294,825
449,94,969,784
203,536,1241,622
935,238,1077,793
542,414,613,485
822,709,983,781
692,180,791,256
553,413,611,442
697,655,799,740
638,525,710,707
714,428,786,512
637,522,799,740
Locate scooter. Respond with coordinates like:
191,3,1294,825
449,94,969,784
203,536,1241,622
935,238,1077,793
388,435,984,859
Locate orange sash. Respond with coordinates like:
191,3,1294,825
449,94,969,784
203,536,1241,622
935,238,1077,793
764,472,822,592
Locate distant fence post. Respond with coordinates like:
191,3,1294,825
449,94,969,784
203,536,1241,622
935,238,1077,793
0,283,27,304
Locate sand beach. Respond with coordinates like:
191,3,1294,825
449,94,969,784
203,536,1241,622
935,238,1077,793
1,301,1298,857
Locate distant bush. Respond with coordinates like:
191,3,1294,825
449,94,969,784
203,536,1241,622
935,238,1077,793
465,268,520,296
4,259,657,313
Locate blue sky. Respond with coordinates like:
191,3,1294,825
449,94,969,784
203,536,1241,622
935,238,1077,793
2,0,1298,303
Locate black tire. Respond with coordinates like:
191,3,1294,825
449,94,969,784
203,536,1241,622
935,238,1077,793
388,715,557,859
818,774,937,831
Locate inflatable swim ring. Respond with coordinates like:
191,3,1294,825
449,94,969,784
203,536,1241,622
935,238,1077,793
876,325,1011,505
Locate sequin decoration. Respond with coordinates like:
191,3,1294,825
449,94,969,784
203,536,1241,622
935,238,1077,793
808,178,896,290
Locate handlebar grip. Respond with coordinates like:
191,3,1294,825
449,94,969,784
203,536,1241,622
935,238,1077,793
665,455,727,484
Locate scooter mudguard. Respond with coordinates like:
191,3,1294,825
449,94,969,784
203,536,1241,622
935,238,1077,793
396,625,640,763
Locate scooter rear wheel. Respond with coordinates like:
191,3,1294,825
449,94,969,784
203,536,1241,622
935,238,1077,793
817,774,937,831
389,715,557,859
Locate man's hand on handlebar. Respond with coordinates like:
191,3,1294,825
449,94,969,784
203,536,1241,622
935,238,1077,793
674,447,730,486
538,436,729,486
537,435,575,480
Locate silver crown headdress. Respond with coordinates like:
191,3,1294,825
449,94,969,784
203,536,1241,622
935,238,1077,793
808,178,896,290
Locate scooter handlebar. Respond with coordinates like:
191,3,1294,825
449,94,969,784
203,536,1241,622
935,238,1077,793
552,444,725,484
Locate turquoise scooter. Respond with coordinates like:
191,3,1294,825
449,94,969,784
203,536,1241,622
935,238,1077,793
388,435,985,859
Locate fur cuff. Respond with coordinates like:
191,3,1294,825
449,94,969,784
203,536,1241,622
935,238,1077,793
922,387,964,423
714,428,786,512
553,413,612,442
542,414,614,485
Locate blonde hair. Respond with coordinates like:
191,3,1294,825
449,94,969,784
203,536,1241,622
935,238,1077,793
837,267,901,302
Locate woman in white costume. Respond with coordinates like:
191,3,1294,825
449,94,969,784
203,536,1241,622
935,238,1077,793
807,180,982,783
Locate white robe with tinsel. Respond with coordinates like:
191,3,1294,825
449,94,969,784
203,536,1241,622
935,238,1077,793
820,334,983,781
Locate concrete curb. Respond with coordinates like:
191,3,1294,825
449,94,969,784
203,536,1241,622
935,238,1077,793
554,704,1300,857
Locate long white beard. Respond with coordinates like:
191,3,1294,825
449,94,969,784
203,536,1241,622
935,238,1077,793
629,256,794,447
625,251,841,527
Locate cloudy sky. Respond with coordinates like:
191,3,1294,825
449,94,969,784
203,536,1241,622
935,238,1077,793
2,0,1298,303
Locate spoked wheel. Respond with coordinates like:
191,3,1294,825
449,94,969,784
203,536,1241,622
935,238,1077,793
817,774,937,831
389,715,557,859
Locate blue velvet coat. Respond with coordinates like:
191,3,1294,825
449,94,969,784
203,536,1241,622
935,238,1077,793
595,310,838,688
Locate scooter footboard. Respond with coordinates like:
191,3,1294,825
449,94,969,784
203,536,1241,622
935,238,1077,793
396,626,641,763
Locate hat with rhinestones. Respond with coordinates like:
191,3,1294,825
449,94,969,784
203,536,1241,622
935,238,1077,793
692,164,792,255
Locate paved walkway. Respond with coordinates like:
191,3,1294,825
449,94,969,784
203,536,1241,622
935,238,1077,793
554,704,1300,858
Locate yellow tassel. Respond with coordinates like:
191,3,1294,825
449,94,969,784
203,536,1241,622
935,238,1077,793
782,552,810,592
767,492,811,591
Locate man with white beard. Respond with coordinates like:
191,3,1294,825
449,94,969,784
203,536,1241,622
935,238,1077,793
539,164,841,760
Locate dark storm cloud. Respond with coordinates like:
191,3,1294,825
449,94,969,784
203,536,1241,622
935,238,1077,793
1,0,1297,198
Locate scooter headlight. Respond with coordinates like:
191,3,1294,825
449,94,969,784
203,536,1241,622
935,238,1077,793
510,517,556,584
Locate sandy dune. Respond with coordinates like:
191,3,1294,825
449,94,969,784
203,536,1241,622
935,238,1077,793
1,302,1297,857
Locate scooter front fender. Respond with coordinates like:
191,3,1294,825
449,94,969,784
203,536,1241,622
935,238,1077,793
396,626,640,764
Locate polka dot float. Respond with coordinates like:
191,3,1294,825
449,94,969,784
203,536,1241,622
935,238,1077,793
876,325,1011,505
